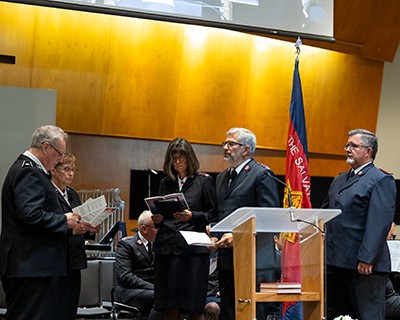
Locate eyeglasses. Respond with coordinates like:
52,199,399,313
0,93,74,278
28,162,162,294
143,224,158,230
221,141,244,148
48,142,64,157
172,154,186,162
344,142,369,151
57,166,78,173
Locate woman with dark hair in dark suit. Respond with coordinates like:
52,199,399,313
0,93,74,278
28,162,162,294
152,138,216,320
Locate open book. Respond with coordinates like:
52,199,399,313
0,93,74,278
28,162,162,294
72,195,114,226
145,193,189,219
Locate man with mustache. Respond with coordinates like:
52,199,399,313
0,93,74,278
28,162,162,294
324,128,396,320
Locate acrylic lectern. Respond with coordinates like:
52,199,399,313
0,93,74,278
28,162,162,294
211,207,341,320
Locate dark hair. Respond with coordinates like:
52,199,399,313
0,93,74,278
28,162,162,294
163,138,200,181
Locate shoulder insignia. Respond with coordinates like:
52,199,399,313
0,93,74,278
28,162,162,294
379,168,393,175
21,160,33,168
121,236,134,241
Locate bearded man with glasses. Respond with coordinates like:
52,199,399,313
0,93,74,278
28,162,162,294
211,127,280,320
324,128,397,320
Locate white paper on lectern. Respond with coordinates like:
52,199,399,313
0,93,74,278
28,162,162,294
180,231,214,246
387,240,400,272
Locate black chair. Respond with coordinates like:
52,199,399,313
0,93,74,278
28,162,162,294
77,260,111,319
110,286,147,320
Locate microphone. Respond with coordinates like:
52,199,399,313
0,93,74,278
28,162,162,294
266,170,326,235
265,170,296,222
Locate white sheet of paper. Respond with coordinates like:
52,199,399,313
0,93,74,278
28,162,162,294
72,195,111,226
180,231,214,247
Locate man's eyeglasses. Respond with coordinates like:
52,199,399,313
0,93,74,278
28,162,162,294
344,142,369,151
143,224,158,230
48,142,64,157
57,166,78,173
221,141,244,148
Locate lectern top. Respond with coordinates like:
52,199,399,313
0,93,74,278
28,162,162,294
210,207,341,233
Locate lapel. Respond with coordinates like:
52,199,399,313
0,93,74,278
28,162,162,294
55,188,72,211
181,175,195,193
135,233,152,263
217,169,230,198
223,159,254,198
339,162,374,192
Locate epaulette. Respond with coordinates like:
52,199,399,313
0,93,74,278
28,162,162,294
257,162,270,170
379,168,393,175
121,236,134,241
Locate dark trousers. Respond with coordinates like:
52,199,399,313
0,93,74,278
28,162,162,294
218,269,235,320
52,270,81,320
327,265,387,320
2,276,62,320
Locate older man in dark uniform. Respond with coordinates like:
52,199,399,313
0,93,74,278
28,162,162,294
0,125,81,320
324,128,396,320
213,127,280,320
114,210,163,319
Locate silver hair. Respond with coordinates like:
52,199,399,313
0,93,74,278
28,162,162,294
31,125,68,148
138,210,153,227
348,128,378,159
227,127,257,157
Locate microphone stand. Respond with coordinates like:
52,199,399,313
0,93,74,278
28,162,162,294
266,171,296,222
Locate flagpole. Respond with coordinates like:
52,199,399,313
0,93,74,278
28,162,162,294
295,37,302,62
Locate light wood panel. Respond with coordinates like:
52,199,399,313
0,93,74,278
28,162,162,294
0,2,384,158
103,16,185,139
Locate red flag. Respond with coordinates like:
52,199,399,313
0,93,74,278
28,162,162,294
281,58,311,319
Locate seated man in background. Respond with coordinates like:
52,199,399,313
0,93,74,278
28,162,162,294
114,210,163,319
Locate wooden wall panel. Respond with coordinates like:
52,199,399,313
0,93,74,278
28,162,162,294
103,17,185,139
30,7,111,134
0,3,36,87
174,27,253,143
0,2,384,160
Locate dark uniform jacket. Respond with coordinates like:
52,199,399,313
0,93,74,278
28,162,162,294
154,172,216,255
114,233,154,304
0,154,68,277
56,186,90,270
215,159,280,270
324,163,396,272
